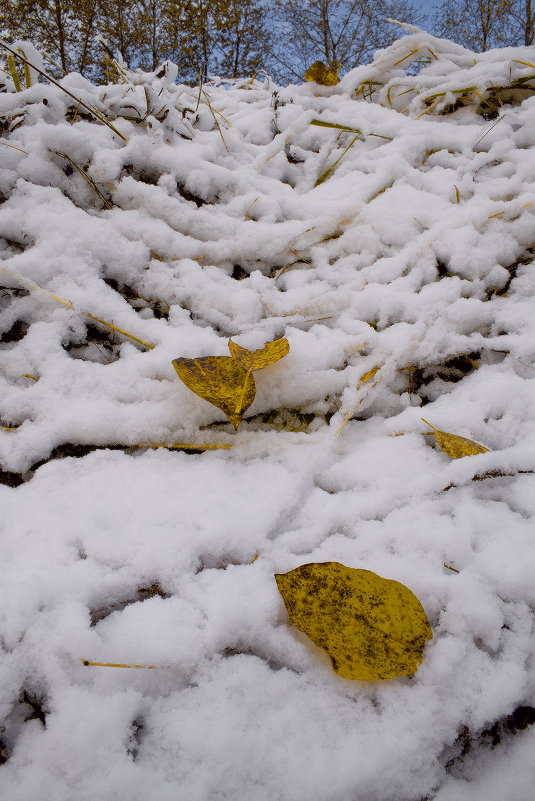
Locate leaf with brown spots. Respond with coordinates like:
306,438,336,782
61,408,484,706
304,61,340,86
421,418,489,458
172,356,255,430
228,337,289,371
275,562,432,680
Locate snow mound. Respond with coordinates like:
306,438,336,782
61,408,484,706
1,30,534,801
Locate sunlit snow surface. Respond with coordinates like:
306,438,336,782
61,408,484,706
1,30,535,801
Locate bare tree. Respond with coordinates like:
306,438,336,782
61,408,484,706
433,0,515,51
0,0,102,76
98,0,147,68
271,0,423,82
213,0,271,78
507,0,535,43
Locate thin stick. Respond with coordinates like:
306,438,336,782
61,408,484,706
70,98,82,125
393,48,419,67
0,141,28,154
513,59,535,69
473,115,506,151
416,98,441,119
0,264,155,350
315,134,359,186
245,196,260,220
136,442,231,450
55,151,113,209
82,659,171,669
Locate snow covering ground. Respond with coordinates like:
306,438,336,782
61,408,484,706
1,27,535,801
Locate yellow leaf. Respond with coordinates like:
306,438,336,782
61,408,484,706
358,365,381,386
228,337,289,371
421,418,489,458
275,562,432,680
304,61,340,86
172,356,255,430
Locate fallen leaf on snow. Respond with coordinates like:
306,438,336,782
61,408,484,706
358,365,381,386
275,562,432,680
228,337,289,371
172,355,255,430
421,418,489,458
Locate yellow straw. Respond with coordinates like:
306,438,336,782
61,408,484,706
82,659,170,669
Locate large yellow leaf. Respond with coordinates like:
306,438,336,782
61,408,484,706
304,61,340,86
228,337,289,371
172,355,255,430
275,562,432,680
421,418,489,458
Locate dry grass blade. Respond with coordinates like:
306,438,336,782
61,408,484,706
82,660,171,669
386,84,414,107
245,196,260,220
513,59,535,69
416,98,442,119
473,115,506,151
315,134,359,186
0,141,28,154
0,39,128,143
86,314,154,349
393,48,419,67
310,119,360,133
23,59,31,88
7,54,21,91
202,90,228,150
54,151,113,209
0,264,155,350
137,442,232,450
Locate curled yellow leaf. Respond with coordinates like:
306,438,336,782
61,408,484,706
172,355,255,430
358,365,381,386
421,418,489,458
304,61,340,86
228,337,289,371
275,562,432,680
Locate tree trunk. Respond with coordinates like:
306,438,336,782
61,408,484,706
54,0,67,72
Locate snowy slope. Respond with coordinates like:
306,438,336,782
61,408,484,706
1,28,535,801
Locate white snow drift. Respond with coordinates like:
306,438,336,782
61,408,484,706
0,27,535,801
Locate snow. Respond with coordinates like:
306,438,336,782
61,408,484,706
1,28,535,800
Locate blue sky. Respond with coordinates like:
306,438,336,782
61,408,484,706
414,0,439,25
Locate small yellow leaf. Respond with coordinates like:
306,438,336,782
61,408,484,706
172,356,255,430
275,562,432,680
304,61,340,86
228,337,289,371
358,365,381,386
421,418,489,458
